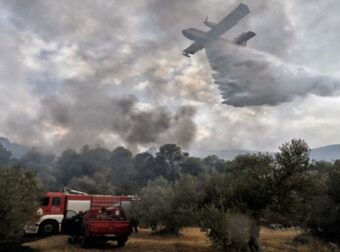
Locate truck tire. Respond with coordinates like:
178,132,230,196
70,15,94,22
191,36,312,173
38,220,59,236
117,237,127,247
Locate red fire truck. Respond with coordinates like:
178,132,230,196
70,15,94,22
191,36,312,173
24,188,133,235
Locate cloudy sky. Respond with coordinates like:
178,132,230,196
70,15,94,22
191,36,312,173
1,0,340,154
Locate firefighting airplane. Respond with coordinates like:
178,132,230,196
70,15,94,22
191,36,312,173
182,3,256,57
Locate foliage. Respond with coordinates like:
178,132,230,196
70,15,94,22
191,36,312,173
134,175,203,234
5,138,340,244
201,207,260,251
180,157,204,176
133,177,174,231
0,166,42,240
305,160,340,241
68,172,116,194
155,144,187,183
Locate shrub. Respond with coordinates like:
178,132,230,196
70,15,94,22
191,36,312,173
0,166,42,240
201,207,260,251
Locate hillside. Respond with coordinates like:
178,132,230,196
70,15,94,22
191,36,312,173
190,145,340,162
310,144,340,161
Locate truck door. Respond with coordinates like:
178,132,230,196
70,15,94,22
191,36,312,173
62,210,79,235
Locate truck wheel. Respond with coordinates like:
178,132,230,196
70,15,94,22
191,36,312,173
117,237,127,247
38,221,58,236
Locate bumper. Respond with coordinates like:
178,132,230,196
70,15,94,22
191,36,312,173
24,224,39,234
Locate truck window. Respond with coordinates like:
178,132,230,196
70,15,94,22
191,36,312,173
52,197,61,206
39,196,49,206
65,210,77,219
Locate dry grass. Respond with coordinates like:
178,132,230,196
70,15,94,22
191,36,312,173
260,227,338,252
22,227,338,252
23,228,212,252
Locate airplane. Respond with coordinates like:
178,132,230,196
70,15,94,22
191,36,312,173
182,3,256,57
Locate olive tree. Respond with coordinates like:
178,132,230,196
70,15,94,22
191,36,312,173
0,166,42,240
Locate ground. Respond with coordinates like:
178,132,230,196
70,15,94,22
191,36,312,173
19,228,338,252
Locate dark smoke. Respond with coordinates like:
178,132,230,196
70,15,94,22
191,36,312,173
206,40,340,106
42,83,197,151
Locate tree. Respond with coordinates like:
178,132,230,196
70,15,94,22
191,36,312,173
133,177,174,231
155,144,187,183
0,144,12,167
275,138,310,178
132,152,158,186
206,140,312,225
269,139,312,223
0,166,42,240
305,161,340,241
110,147,134,181
202,155,226,174
134,175,203,234
180,157,204,176
327,160,340,204
68,172,115,194
170,175,204,231
203,153,275,217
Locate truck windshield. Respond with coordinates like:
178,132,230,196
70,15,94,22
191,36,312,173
38,196,49,206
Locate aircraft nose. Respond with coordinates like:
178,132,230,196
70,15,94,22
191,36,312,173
182,29,192,39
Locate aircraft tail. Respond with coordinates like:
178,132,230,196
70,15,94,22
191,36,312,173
203,16,217,28
234,31,256,46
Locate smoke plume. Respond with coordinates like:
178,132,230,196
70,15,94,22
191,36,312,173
41,84,197,151
206,40,340,107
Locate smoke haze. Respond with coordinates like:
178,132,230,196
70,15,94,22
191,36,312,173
1,0,340,152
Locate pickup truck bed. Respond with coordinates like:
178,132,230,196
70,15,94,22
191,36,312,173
81,208,133,247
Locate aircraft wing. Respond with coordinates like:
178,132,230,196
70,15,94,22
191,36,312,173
182,42,204,57
207,3,250,39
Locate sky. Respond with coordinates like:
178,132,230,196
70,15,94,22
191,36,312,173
1,0,340,154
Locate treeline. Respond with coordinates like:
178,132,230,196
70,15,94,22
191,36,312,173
133,139,340,250
0,143,225,194
1,140,340,250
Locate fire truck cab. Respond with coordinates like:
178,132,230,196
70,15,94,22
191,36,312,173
25,189,132,235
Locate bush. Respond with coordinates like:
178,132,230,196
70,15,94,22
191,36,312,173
201,207,260,251
0,166,42,240
133,175,203,234
305,163,340,241
133,177,174,232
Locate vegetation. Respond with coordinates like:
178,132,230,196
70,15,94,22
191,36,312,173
0,166,42,240
1,138,340,249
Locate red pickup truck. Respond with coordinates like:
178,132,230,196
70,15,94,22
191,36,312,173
63,207,133,248
81,207,133,247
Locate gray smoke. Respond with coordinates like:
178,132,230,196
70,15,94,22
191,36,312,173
41,80,197,151
2,0,340,152
206,40,340,106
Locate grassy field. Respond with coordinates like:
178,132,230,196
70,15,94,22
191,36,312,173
21,227,338,252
